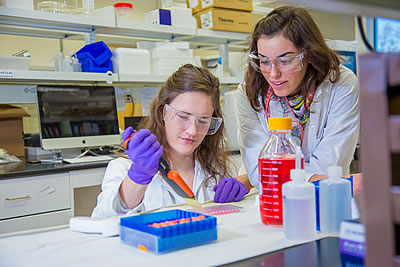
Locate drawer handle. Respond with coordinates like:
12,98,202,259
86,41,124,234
5,195,32,202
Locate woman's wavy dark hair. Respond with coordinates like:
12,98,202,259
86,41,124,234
138,64,232,184
245,6,341,111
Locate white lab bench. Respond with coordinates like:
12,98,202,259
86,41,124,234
0,190,331,266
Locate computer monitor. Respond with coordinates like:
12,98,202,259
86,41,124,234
36,85,120,150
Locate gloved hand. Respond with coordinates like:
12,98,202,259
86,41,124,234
121,126,135,142
125,128,163,185
213,177,249,203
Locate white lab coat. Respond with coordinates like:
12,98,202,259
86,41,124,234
237,65,360,187
92,157,216,218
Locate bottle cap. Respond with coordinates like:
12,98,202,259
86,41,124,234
113,3,133,8
328,165,342,178
290,169,306,182
268,117,292,130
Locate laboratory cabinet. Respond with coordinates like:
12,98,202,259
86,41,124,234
0,173,70,220
0,165,106,235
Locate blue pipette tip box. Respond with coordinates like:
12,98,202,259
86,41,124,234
120,209,217,253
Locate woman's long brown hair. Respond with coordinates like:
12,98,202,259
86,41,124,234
246,6,341,111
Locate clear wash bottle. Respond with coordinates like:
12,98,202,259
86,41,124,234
282,168,316,241
319,164,352,234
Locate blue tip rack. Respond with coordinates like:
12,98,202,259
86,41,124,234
120,209,217,253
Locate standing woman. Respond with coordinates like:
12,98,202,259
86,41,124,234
237,6,360,187
92,64,248,218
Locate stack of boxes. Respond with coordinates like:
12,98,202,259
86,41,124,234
150,42,195,75
187,0,253,33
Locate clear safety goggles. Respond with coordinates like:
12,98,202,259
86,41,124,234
163,104,222,135
248,51,305,74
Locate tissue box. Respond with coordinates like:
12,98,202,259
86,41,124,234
120,209,217,253
144,9,171,26
112,48,151,75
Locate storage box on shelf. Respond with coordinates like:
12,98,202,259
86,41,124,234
193,7,252,33
150,44,195,75
74,41,113,73
0,56,31,70
111,48,151,75
187,0,253,14
165,7,195,28
144,9,171,26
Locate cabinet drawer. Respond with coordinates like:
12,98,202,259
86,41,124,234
0,173,71,220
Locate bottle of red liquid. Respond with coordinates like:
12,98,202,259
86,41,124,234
258,117,304,227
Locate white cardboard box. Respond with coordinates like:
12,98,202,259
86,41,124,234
0,0,33,10
0,56,31,70
144,9,171,25
152,57,195,75
111,48,150,75
166,7,195,28
151,47,193,59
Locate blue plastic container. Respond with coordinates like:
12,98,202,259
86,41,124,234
312,176,353,231
74,41,112,66
80,58,112,73
120,209,217,253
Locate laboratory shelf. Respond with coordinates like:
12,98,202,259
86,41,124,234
0,6,249,86
0,70,118,84
0,6,116,38
108,20,196,41
0,70,241,85
116,73,242,85
189,29,249,45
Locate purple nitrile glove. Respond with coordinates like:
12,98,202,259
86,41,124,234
121,126,134,141
125,129,163,185
213,177,249,203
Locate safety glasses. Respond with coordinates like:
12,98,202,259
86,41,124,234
248,51,305,74
163,104,222,135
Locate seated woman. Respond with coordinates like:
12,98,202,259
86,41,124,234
92,64,248,218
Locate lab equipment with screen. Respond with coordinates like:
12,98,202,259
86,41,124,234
36,85,121,152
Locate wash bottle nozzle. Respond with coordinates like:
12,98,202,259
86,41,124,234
290,169,306,182
295,145,302,170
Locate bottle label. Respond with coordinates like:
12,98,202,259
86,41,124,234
258,156,297,226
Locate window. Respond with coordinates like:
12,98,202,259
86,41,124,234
374,17,400,52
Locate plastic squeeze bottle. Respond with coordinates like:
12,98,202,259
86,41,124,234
319,147,352,234
258,117,304,226
282,168,316,241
